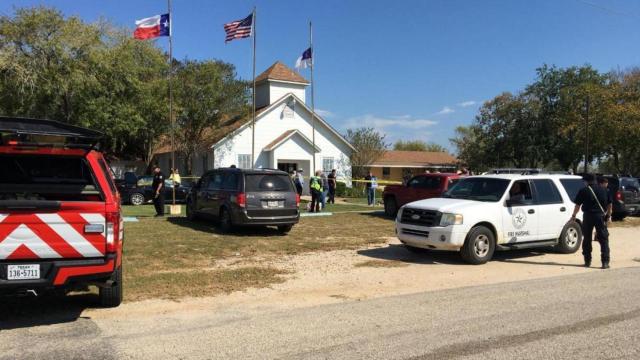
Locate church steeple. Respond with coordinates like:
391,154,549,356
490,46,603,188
255,62,309,108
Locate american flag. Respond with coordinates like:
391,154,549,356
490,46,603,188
224,13,253,43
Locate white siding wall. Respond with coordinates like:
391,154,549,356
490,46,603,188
269,82,306,104
214,94,352,181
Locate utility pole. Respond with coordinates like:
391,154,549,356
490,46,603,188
251,7,257,169
584,95,589,174
168,0,175,206
309,21,316,173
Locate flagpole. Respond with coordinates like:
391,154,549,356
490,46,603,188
251,7,257,169
309,21,315,173
168,0,176,206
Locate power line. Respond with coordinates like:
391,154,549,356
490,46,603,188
575,0,640,20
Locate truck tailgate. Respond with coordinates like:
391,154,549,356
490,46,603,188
0,203,106,260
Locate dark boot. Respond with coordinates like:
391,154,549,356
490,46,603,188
602,261,610,269
584,259,591,268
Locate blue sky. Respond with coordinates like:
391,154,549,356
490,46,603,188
2,0,640,152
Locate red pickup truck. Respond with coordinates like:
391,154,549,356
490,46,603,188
383,173,463,217
0,117,123,307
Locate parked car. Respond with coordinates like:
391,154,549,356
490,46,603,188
382,173,463,217
395,174,584,264
0,117,123,306
602,175,640,220
118,172,191,206
186,168,300,233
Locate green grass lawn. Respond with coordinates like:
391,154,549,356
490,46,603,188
121,207,394,301
122,201,382,219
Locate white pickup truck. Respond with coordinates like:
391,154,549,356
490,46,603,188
395,174,586,264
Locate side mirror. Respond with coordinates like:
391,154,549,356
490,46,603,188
506,199,519,207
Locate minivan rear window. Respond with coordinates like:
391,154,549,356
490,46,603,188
245,174,294,192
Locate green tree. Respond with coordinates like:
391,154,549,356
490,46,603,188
0,6,170,162
394,139,448,153
344,127,388,179
173,60,249,174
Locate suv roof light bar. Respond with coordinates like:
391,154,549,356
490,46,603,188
0,117,102,149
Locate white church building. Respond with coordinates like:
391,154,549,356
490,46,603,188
154,61,354,180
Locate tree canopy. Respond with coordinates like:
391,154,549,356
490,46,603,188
0,6,248,170
344,127,388,179
451,64,640,174
394,140,448,153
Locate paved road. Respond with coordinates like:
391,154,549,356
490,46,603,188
1,267,639,359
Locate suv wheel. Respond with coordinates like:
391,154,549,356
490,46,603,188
277,224,293,234
218,208,233,233
186,200,197,221
556,221,582,254
460,226,495,265
99,266,123,308
129,193,145,206
384,197,398,217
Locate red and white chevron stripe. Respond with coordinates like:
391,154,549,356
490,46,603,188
0,213,106,260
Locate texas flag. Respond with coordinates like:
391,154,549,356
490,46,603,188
134,13,170,40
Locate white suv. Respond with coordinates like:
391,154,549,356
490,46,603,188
395,174,586,264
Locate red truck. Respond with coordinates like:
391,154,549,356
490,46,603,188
383,173,463,217
0,117,124,307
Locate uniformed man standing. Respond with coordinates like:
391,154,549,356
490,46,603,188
570,174,612,269
152,166,165,217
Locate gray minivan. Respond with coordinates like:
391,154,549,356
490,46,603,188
186,168,300,233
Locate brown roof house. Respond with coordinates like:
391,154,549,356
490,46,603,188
153,62,355,181
369,150,458,183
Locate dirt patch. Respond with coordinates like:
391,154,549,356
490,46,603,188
122,212,394,300
126,266,289,301
354,259,409,268
609,216,640,228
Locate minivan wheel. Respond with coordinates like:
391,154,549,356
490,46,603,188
219,208,233,233
129,193,145,206
460,226,495,265
186,200,197,221
99,266,123,308
277,224,293,234
384,197,398,217
556,221,582,254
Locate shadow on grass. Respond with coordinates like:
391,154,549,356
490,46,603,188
166,216,288,238
0,293,96,330
358,244,582,267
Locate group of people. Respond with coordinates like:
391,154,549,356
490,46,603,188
292,169,337,213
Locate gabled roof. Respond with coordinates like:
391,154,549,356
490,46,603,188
212,92,356,152
263,129,321,152
371,151,458,167
255,61,309,85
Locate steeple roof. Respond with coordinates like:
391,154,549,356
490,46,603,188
255,61,309,84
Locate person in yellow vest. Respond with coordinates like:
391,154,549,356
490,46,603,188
309,170,323,213
169,168,181,187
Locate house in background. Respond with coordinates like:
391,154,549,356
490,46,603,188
153,61,355,183
368,150,458,183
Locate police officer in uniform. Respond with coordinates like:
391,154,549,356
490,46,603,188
570,174,611,269
152,166,165,217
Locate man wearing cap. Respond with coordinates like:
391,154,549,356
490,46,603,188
570,174,612,269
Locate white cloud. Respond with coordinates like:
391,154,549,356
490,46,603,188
344,114,438,130
435,106,454,115
457,100,477,108
315,109,334,118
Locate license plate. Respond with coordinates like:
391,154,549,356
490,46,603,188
7,264,40,280
630,208,636,212
267,201,279,208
